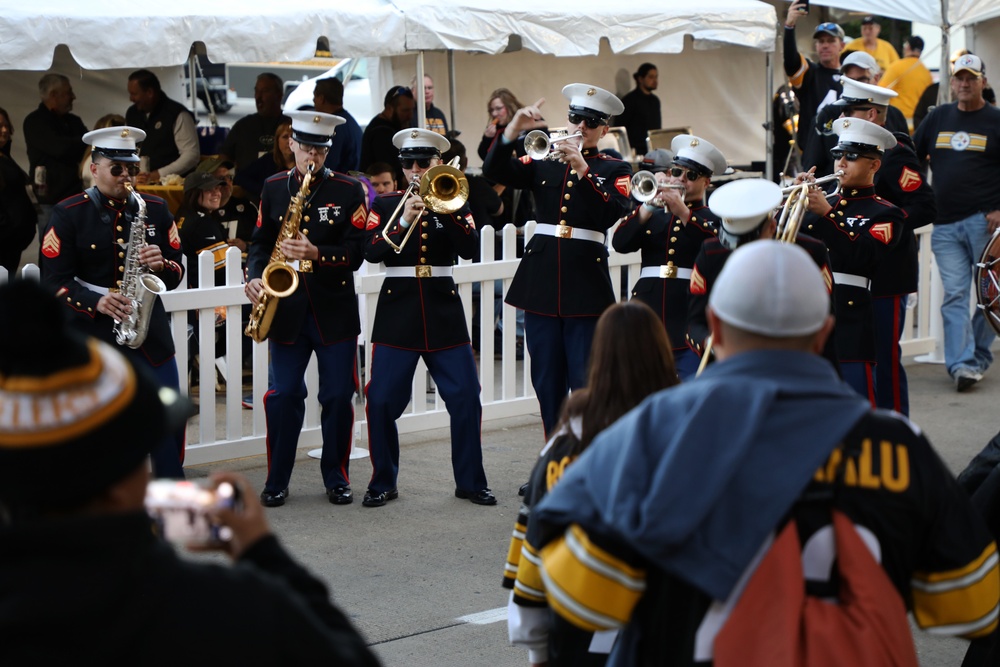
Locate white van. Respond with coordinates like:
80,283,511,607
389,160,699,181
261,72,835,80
282,58,374,128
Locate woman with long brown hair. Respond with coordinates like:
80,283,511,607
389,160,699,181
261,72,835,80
503,301,679,667
234,121,294,200
478,88,524,161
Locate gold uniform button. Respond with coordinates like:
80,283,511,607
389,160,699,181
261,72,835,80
422,221,429,228
673,226,681,232
119,252,124,258
838,211,844,217
808,225,814,230
668,249,676,255
567,181,574,188
116,226,123,232
450,290,456,295
561,206,568,213
839,223,845,227
848,300,854,306
91,244,97,250
66,296,72,302
849,232,855,237
564,194,571,201
387,289,392,294
420,257,427,264
690,216,697,222
117,238,124,244
76,301,81,306
302,229,309,235
88,307,93,312
421,245,428,252
421,233,428,239
321,256,326,261
670,237,677,242
840,201,847,207
304,216,310,222
646,230,652,235
559,220,567,226
570,169,577,175
342,281,347,286
596,257,602,262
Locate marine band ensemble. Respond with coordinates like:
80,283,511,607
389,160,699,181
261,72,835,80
6,10,1000,666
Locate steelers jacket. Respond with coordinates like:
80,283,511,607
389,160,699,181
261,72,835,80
40,187,184,366
613,200,718,350
364,190,478,351
801,185,904,362
247,168,366,345
483,140,632,317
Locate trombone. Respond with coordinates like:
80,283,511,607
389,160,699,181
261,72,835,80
777,170,844,243
523,130,583,160
380,156,470,254
631,170,686,206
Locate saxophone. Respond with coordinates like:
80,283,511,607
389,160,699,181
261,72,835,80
114,183,167,349
244,164,315,343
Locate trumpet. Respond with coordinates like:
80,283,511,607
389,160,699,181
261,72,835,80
523,130,583,160
777,170,845,244
380,156,469,254
631,170,686,205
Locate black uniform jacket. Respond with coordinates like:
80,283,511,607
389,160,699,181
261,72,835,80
41,188,184,365
613,200,718,350
247,168,366,345
365,190,478,351
483,141,632,317
688,234,835,359
871,132,936,297
802,186,905,362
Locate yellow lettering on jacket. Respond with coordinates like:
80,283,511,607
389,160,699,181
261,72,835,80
546,456,575,491
813,440,910,493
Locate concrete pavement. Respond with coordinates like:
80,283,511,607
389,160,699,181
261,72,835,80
182,354,999,667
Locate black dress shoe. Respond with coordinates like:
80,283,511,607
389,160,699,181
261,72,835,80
518,482,529,497
362,488,399,508
327,485,353,505
260,488,289,507
455,488,498,506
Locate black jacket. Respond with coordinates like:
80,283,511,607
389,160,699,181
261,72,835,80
22,103,87,205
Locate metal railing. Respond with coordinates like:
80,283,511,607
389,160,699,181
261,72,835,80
2,223,938,466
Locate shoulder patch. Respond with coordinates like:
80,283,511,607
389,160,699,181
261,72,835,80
615,175,631,198
519,155,533,165
690,265,706,295
42,227,61,259
869,222,894,245
465,213,476,230
168,222,181,249
898,166,922,193
366,210,381,231
821,265,833,293
255,206,263,228
352,205,367,229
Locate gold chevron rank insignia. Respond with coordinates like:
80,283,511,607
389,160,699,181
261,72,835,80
870,222,894,245
898,167,922,192
352,206,367,229
690,266,706,295
41,227,61,258
821,266,833,293
615,175,631,198
168,222,181,249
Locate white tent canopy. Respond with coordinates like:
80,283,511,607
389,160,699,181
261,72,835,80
392,0,777,55
0,0,407,70
809,0,1000,27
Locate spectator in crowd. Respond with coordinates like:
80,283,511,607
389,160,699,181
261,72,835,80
0,280,381,667
235,121,294,201
913,54,1000,391
503,301,679,666
411,74,449,137
220,73,290,172
911,49,996,132
842,15,900,73
125,69,200,184
364,162,397,195
0,106,37,274
879,35,934,132
478,88,524,161
360,86,416,185
530,240,999,665
198,157,257,251
314,77,362,173
23,73,88,240
81,114,126,189
176,172,232,288
782,3,844,162
616,63,661,157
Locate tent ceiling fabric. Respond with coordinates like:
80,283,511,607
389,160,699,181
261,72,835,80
0,0,407,70
393,0,777,55
810,0,1000,28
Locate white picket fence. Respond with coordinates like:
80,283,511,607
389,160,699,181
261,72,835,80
3,223,936,466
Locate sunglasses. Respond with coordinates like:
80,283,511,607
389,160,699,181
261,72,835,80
401,157,434,169
567,113,606,129
817,22,839,33
669,167,702,180
830,149,877,162
109,163,140,177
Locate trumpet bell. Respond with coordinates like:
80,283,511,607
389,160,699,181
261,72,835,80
524,130,551,161
421,163,469,214
631,170,659,203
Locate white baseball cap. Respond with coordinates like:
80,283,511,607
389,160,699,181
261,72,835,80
709,240,829,337
953,53,985,77
841,51,880,76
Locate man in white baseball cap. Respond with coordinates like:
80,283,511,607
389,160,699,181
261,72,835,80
245,109,368,508
483,83,632,436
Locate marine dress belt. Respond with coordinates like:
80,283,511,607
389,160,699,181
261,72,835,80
533,223,606,244
384,266,454,278
832,272,870,289
75,277,111,296
639,265,693,280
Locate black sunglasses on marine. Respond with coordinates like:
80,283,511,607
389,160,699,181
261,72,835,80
401,157,434,169
830,149,876,162
567,113,605,129
109,164,140,177
669,166,702,181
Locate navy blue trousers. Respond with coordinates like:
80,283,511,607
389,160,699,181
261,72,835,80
126,350,186,479
523,312,598,436
873,295,910,415
262,317,358,494
674,347,699,381
365,343,487,495
840,360,876,407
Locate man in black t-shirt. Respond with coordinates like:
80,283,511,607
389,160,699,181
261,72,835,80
617,63,661,157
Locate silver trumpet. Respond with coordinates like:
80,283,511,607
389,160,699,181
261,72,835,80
523,130,583,160
781,170,844,198
777,170,845,243
631,170,686,206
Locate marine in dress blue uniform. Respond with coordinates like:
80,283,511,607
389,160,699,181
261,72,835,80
613,139,725,378
40,126,187,478
686,179,838,371
245,111,368,507
833,78,936,415
799,118,905,402
483,84,632,435
363,128,494,507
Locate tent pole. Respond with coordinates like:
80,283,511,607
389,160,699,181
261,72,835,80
448,50,457,133
416,51,426,130
939,0,951,105
765,52,774,182
189,52,198,115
